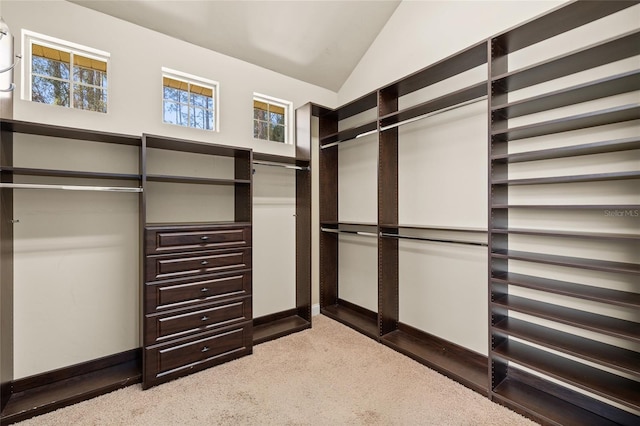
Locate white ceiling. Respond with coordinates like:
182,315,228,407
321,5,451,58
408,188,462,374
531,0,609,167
69,0,401,92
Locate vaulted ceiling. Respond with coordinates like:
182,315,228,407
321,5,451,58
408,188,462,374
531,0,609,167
69,0,401,92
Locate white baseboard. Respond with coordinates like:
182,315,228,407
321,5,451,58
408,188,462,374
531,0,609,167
312,303,320,316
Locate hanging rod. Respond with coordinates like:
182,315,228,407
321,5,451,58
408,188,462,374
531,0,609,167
380,95,487,132
320,129,377,150
252,160,309,171
0,183,143,192
380,232,487,247
321,227,378,237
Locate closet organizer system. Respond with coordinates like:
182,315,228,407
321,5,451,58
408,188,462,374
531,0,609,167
317,1,639,425
0,112,312,422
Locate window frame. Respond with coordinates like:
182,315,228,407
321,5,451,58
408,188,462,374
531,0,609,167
22,30,110,113
161,67,220,132
253,93,293,144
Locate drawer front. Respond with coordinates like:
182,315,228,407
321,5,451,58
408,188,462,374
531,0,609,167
144,324,252,386
146,272,251,311
146,226,251,255
145,296,252,344
146,248,251,282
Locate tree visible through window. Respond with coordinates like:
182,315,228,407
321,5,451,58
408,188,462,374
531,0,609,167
253,98,288,143
30,43,108,113
163,75,216,131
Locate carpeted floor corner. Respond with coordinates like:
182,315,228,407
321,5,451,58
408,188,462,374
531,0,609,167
17,315,537,425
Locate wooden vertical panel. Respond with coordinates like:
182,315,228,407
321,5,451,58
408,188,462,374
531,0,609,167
378,87,398,336
319,110,338,308
295,104,312,321
235,151,252,223
0,129,12,411
488,36,509,394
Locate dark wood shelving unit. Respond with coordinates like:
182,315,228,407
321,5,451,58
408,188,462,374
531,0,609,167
492,249,640,275
492,104,640,142
247,104,314,344
493,318,640,378
494,340,640,411
316,20,492,400
492,29,640,93
0,120,144,423
0,167,141,181
141,134,253,389
488,2,640,424
491,227,640,240
492,272,640,308
491,71,640,119
493,295,640,343
492,136,640,163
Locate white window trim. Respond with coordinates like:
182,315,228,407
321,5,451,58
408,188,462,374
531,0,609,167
161,67,220,132
22,29,110,112
253,92,294,144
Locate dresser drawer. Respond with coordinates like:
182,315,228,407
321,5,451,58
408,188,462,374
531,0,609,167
145,296,251,344
146,225,251,255
144,323,252,387
146,248,251,282
145,271,251,311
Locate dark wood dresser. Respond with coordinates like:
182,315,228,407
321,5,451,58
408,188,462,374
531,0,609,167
142,223,253,388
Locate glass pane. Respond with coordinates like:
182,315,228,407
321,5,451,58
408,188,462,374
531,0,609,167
190,92,210,108
73,65,107,87
254,120,268,140
269,124,285,143
32,56,70,80
163,101,189,126
163,86,180,102
32,76,70,106
73,84,107,112
270,111,284,125
254,107,267,120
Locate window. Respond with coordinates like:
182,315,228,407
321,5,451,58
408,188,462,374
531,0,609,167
253,94,292,143
24,31,109,113
162,68,218,131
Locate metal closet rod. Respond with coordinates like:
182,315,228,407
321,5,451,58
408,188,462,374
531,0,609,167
379,95,487,132
320,95,487,150
252,160,309,171
380,232,488,247
320,227,378,237
0,183,143,193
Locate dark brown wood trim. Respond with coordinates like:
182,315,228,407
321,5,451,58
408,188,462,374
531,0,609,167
1,349,141,424
0,129,13,412
253,310,310,345
253,308,299,327
337,298,378,321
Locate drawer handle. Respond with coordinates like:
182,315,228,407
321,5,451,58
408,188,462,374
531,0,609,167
201,260,208,266
200,236,209,241
201,315,209,321
200,288,209,293
202,346,209,353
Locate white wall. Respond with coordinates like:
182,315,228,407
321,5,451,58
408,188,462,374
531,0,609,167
1,0,337,156
338,0,565,104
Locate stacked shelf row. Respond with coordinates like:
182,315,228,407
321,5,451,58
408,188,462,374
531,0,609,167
488,1,639,424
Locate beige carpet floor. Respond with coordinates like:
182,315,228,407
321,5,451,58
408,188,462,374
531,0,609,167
17,315,537,425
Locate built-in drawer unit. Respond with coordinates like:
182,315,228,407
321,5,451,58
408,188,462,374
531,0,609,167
145,271,252,312
143,323,252,387
145,248,251,282
145,224,251,255
145,295,252,344
143,223,253,389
